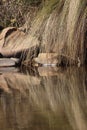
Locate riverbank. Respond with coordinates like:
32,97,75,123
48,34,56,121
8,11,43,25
0,0,87,67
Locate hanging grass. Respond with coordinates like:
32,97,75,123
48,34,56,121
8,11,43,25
0,0,87,66
24,0,87,66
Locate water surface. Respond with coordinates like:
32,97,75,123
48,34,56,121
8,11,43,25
0,66,87,130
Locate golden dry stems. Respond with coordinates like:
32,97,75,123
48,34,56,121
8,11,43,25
0,0,87,66
25,0,87,65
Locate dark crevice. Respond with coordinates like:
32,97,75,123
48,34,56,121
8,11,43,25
84,30,87,64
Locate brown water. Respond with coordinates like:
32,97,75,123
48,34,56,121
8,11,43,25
0,66,87,130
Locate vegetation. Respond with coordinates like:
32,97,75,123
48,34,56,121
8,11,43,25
26,0,87,65
0,0,41,27
0,0,87,66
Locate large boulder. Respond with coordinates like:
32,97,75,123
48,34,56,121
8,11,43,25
0,27,39,65
34,53,58,66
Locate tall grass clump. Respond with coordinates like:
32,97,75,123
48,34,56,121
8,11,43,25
26,0,87,65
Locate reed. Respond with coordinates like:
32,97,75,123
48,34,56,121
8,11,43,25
25,0,87,65
0,0,87,66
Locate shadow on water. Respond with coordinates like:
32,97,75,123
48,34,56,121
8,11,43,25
0,66,87,130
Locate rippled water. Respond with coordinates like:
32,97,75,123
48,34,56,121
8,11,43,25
0,66,87,130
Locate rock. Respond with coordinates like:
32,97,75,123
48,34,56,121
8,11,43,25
10,58,19,64
34,53,58,66
0,27,39,63
0,58,16,67
0,27,17,48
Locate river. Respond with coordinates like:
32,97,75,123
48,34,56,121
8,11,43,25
0,66,87,130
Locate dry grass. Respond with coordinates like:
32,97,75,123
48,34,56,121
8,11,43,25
0,0,39,29
25,0,87,65
0,0,87,66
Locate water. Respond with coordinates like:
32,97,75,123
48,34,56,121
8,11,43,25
0,66,87,130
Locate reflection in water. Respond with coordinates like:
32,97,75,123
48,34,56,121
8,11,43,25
0,67,87,130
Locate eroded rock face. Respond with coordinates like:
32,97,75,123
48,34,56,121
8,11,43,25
34,53,58,66
0,27,26,57
0,27,27,66
0,27,39,63
0,27,17,47
0,26,41,67
0,58,15,67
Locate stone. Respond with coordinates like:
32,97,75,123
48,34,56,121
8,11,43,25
34,53,58,66
0,58,16,67
0,27,39,63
